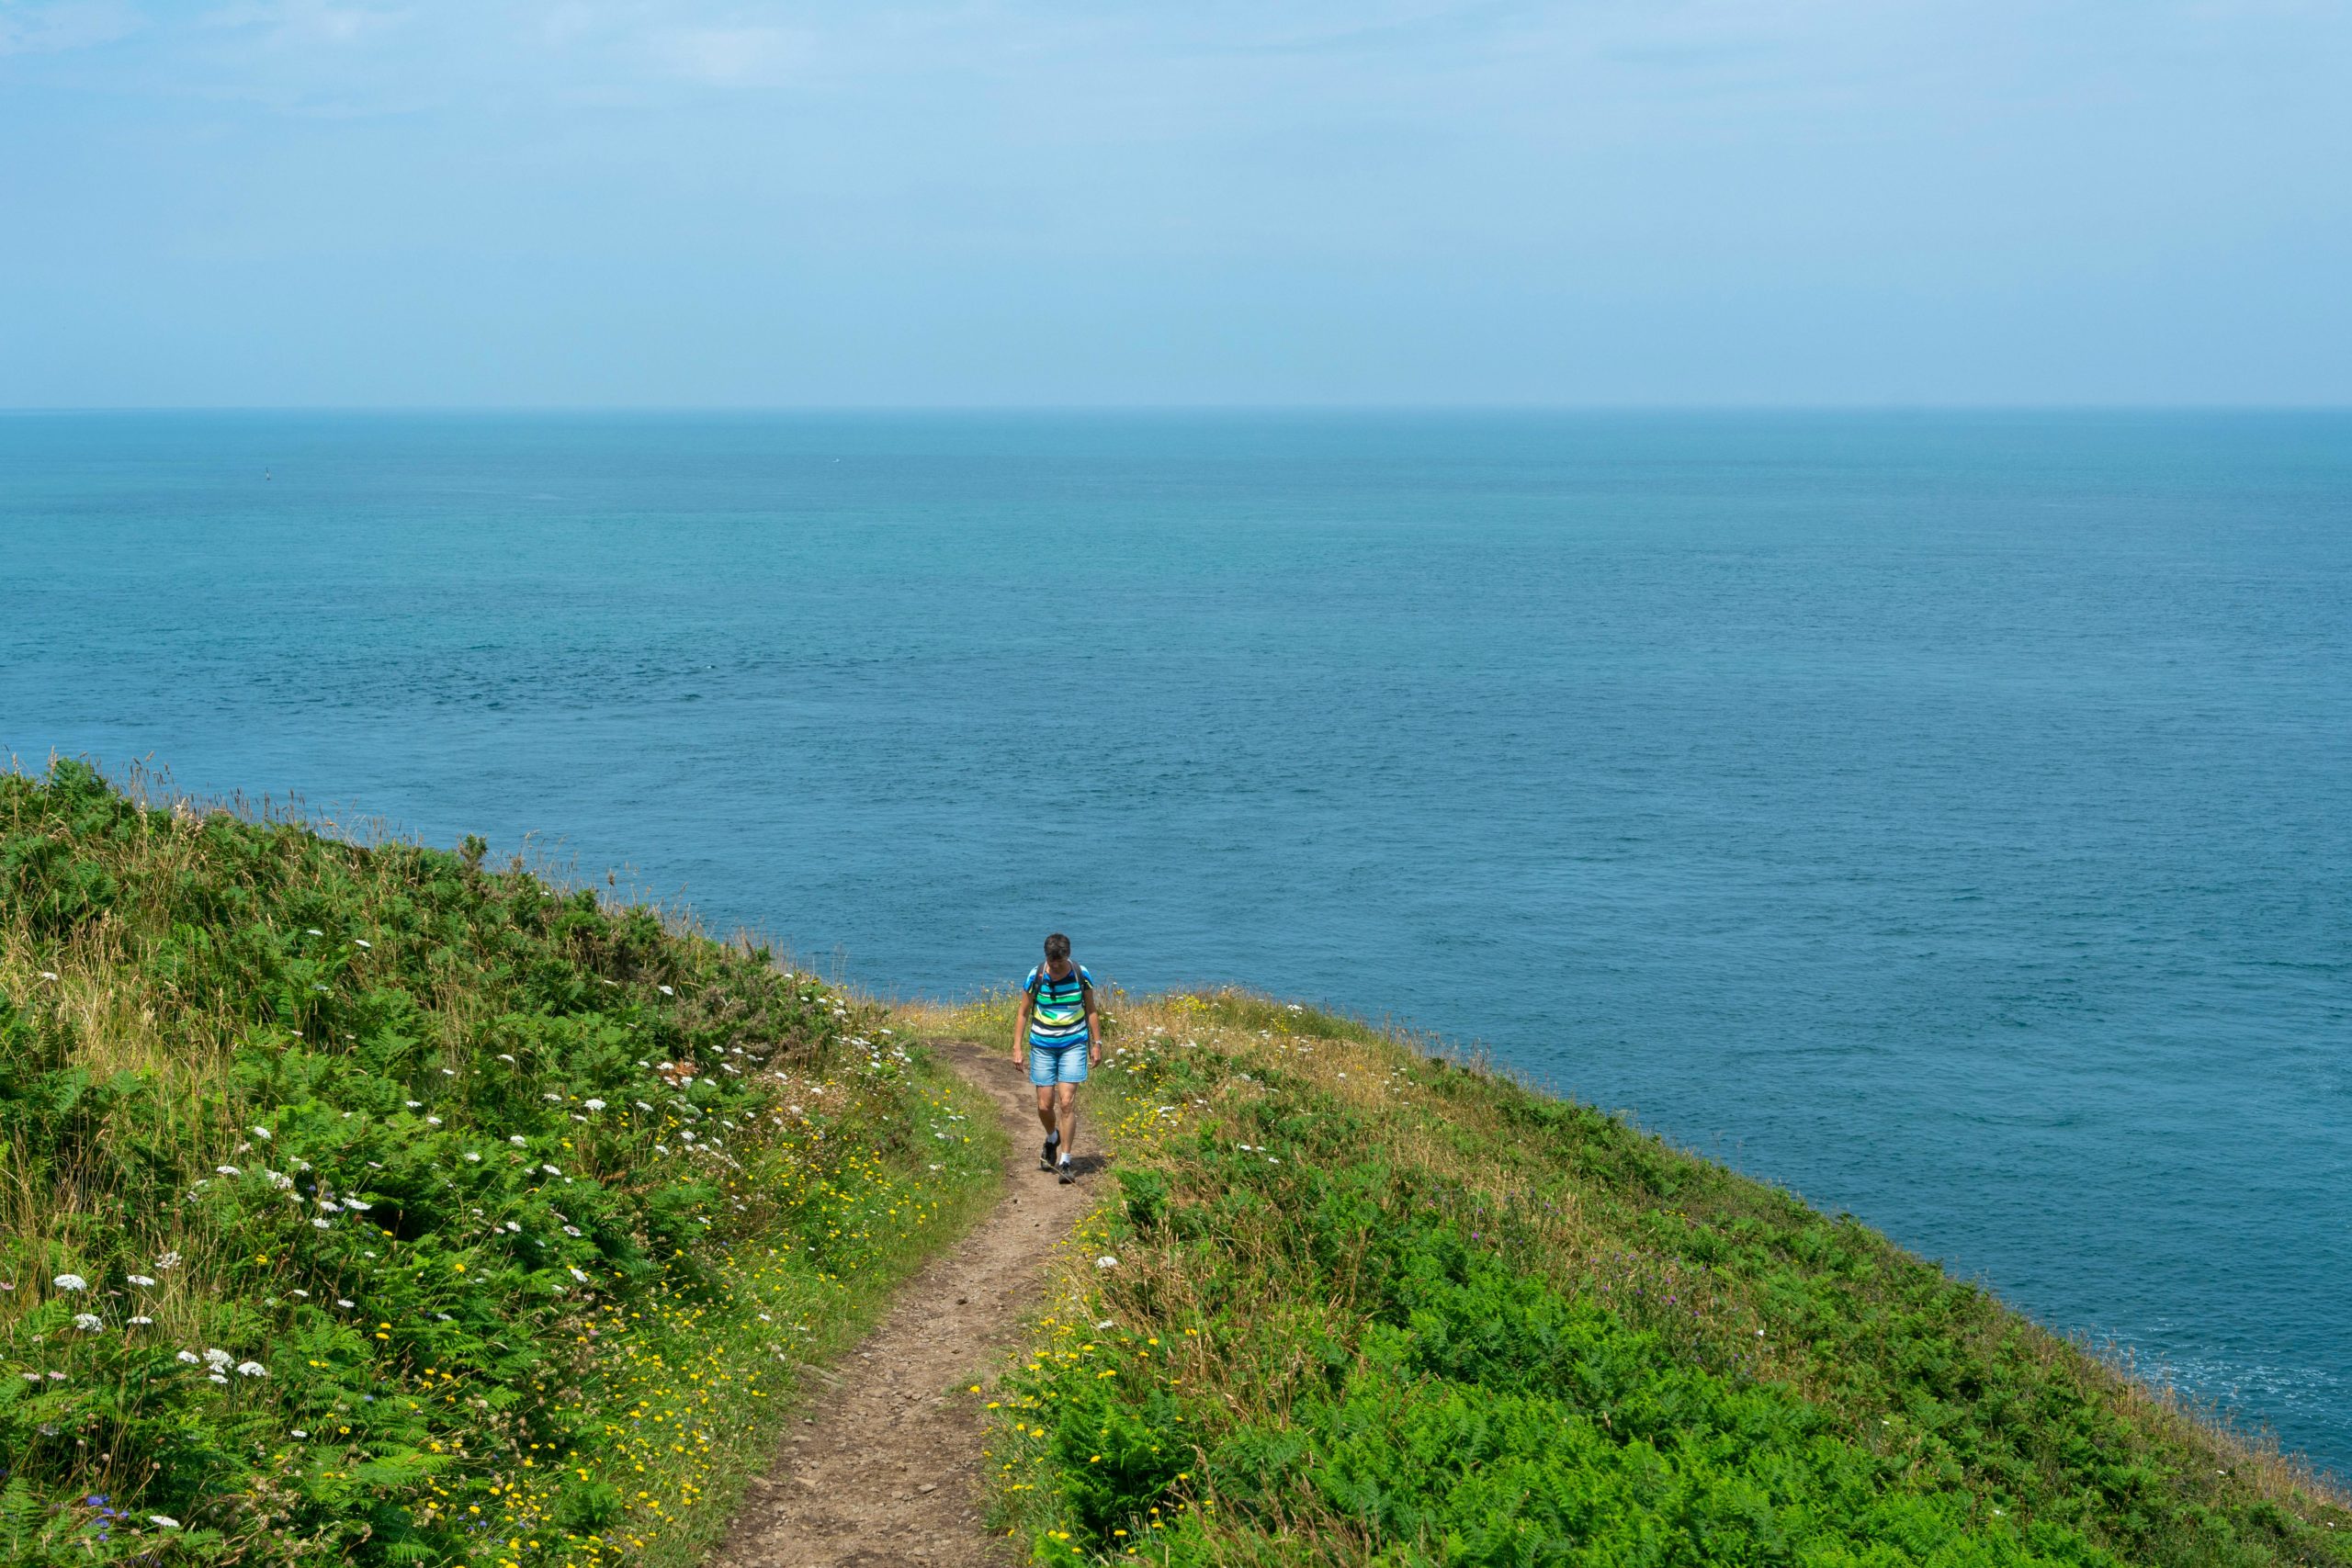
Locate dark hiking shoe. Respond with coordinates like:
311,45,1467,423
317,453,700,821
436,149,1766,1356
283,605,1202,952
1057,1156,1076,1185
1040,1134,1059,1172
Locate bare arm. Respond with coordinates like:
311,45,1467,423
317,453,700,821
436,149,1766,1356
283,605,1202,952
1086,984,1104,1066
1012,993,1031,1065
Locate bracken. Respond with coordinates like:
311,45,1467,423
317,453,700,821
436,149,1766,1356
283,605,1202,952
0,760,1000,1568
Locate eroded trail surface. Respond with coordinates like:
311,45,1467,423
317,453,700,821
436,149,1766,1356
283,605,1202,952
712,1040,1100,1568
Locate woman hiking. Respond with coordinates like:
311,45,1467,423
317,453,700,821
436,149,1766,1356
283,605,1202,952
1012,932,1102,1184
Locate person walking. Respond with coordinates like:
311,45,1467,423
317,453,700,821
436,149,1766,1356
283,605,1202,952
1013,932,1101,1184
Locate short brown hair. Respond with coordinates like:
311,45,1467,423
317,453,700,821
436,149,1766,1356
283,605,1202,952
1044,932,1071,963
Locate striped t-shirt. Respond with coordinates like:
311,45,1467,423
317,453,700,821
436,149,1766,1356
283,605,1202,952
1024,964,1094,1048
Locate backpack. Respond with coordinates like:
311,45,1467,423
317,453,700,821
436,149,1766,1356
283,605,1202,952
1026,964,1091,1001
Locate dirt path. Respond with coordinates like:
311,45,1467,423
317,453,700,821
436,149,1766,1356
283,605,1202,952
711,1039,1102,1568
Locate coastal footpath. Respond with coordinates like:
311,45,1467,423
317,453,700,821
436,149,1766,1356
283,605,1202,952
1,762,2346,1565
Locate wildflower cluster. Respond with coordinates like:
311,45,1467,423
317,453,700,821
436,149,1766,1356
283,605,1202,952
0,761,995,1565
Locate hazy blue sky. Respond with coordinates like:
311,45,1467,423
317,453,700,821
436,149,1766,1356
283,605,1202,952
5,1,2348,406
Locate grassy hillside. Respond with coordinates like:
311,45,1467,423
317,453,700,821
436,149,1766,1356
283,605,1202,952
918,992,2350,1567
0,761,1001,1566
14,756,2345,1567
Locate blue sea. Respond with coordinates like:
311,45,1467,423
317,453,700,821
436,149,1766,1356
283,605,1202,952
5,411,2347,1477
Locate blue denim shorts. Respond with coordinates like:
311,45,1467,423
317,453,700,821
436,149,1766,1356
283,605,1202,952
1028,1041,1091,1086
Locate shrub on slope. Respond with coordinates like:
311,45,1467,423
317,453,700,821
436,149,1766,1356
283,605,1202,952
951,992,2351,1568
0,761,995,1566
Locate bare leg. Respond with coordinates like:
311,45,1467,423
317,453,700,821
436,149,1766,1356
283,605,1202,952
1055,1082,1080,1162
1034,1084,1057,1139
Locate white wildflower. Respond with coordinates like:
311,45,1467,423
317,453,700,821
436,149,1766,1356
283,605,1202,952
562,1225,582,1236
40,970,58,981
541,1163,560,1176
345,1198,371,1212
235,1360,266,1377
52,1274,86,1292
130,1314,153,1325
509,1135,527,1146
497,1054,517,1064
290,1427,309,1438
175,1350,200,1365
568,1267,589,1282
425,1116,443,1126
203,1348,231,1370
311,1219,330,1229
657,984,673,996
73,1314,104,1331
216,1165,240,1177
405,1100,422,1109
355,939,371,949
128,1274,156,1287
208,1372,228,1384
251,1127,271,1141
149,1516,181,1529
304,928,322,937
582,1099,605,1111
337,1298,355,1308
540,1092,561,1103
1095,1256,1119,1269
463,1151,481,1162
